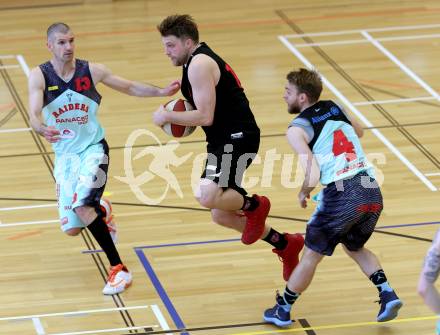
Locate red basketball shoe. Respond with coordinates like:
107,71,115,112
272,233,304,281
242,195,271,245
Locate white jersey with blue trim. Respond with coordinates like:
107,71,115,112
289,100,374,185
40,59,104,154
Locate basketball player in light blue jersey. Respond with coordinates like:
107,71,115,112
28,22,180,295
263,68,402,327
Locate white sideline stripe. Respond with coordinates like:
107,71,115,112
353,96,437,106
295,39,369,47
0,127,32,133
51,324,158,335
0,55,16,59
379,32,440,43
0,204,57,211
284,22,440,38
0,65,19,70
278,35,437,192
151,304,172,335
294,33,440,48
32,317,45,335
425,172,440,177
362,31,440,101
0,305,150,321
17,54,30,77
0,219,58,227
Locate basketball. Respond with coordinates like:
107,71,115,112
162,98,196,137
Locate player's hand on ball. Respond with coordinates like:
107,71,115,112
153,105,168,127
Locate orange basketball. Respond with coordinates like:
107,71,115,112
162,99,196,137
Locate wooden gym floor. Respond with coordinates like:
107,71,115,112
0,0,439,334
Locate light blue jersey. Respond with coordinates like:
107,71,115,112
313,119,374,185
42,89,104,154
289,100,374,185
40,59,109,231
40,59,104,154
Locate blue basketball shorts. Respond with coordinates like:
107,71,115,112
305,172,383,256
54,139,109,232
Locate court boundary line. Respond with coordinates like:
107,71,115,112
134,220,440,251
32,317,45,335
0,203,57,211
50,324,157,335
81,219,439,255
16,55,30,77
353,96,436,106
0,305,151,321
361,31,440,100
0,65,19,70
278,35,437,191
151,304,172,335
120,313,439,335
283,22,440,38
0,1,82,11
293,33,440,48
135,249,189,335
4,305,158,335
0,127,31,133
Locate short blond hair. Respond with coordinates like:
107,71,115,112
286,68,322,103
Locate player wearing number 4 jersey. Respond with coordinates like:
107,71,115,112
263,68,402,327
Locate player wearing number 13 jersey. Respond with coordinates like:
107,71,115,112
263,68,402,328
28,22,180,295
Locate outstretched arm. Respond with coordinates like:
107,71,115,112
90,62,180,97
418,229,440,314
28,67,60,143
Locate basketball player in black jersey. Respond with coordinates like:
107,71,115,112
153,14,304,281
28,22,180,295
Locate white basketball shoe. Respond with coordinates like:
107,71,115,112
102,264,133,295
99,198,118,244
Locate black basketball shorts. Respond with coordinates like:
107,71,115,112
201,131,260,195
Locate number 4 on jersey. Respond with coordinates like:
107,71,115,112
332,129,357,162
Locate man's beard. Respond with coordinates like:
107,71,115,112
288,103,301,114
174,57,185,66
173,53,189,66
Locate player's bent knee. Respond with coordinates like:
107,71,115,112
196,178,220,209
74,205,97,222
198,194,216,209
302,247,325,266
